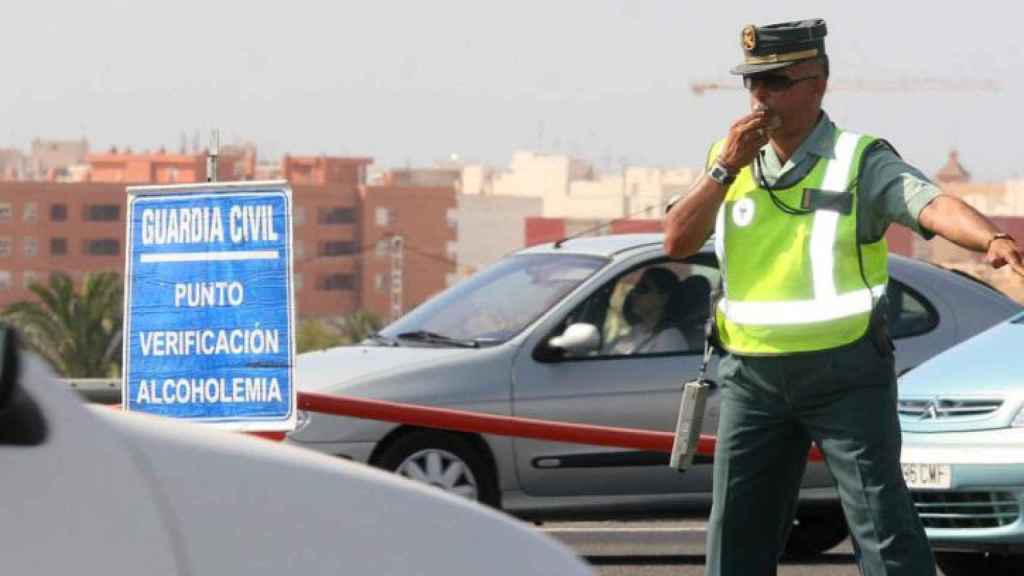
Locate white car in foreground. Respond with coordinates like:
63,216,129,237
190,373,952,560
0,328,592,576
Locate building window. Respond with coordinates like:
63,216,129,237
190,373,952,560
0,271,11,292
294,240,305,259
84,204,120,221
0,237,10,257
294,273,303,291
50,237,68,256
319,241,356,257
23,237,37,257
22,271,37,290
50,204,68,222
374,273,384,292
83,238,120,256
293,207,306,226
318,273,355,291
22,202,37,223
376,207,390,227
317,206,355,225
446,240,457,258
0,203,11,224
446,207,458,228
375,239,389,256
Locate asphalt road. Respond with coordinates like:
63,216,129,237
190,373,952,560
541,519,945,576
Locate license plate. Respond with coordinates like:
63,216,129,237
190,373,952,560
902,463,952,490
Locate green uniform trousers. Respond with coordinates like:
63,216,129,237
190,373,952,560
704,336,936,576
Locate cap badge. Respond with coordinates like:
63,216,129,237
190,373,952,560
741,25,757,51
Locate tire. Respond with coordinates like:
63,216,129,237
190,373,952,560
783,511,849,558
373,430,500,508
935,551,1017,576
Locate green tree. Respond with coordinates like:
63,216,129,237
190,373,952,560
296,310,385,353
333,310,384,345
296,317,345,353
3,271,123,377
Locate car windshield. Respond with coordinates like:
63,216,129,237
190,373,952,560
379,253,607,345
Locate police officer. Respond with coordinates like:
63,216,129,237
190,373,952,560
664,18,1024,576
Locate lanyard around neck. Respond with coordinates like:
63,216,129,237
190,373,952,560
755,153,814,216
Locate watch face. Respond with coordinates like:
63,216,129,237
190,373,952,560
709,165,729,184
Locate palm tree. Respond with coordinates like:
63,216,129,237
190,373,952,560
296,317,345,353
296,310,385,353
332,310,383,345
3,271,123,378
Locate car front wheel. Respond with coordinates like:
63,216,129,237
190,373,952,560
373,430,500,508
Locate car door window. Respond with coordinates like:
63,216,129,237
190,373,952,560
886,280,939,339
562,259,718,359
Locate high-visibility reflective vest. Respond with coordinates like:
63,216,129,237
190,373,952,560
711,129,888,355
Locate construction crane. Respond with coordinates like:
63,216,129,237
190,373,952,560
691,77,1001,96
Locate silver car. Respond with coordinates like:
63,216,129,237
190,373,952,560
899,312,1024,576
289,234,1021,556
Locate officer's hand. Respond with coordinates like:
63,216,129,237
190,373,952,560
985,237,1024,276
717,110,771,173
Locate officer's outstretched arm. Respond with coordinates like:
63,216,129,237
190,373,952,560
919,194,1024,276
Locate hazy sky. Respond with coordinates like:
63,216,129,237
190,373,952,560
5,1,1022,179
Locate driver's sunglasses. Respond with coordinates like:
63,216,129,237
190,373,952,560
743,74,820,92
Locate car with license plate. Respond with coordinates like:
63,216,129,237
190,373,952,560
899,312,1024,576
0,327,592,576
288,234,1021,557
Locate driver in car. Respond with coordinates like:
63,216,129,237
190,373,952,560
607,267,686,355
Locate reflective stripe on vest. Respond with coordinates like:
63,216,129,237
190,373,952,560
718,131,879,326
719,284,886,325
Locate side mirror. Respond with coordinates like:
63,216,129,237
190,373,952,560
548,323,601,355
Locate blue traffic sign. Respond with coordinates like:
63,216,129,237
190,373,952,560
123,182,295,430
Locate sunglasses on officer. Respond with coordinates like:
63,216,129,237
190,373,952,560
743,73,820,92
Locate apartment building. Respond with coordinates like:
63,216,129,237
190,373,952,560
30,138,90,181
360,185,456,322
525,217,663,247
469,150,699,220
291,183,362,317
453,194,543,278
86,148,256,184
0,182,125,301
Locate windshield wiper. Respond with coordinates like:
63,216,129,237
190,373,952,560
366,332,400,347
395,330,480,348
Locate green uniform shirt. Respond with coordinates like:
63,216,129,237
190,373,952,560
749,111,939,243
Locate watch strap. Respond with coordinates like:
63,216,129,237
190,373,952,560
987,232,1015,250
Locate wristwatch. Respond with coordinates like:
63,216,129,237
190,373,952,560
707,161,736,186
987,232,1015,250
